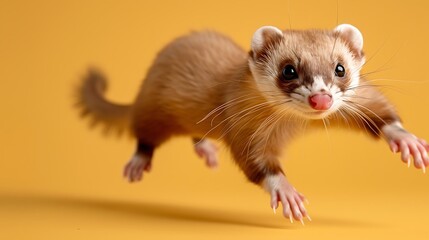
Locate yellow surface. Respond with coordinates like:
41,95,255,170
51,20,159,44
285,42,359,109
1,0,429,239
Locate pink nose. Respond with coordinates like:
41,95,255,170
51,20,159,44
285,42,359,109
309,93,333,110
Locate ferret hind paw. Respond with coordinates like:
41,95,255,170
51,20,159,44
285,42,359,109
194,139,219,168
123,154,152,183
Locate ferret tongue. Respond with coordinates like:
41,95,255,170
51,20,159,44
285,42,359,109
309,94,333,110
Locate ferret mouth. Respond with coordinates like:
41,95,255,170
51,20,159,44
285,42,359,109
286,100,336,119
305,110,327,115
300,109,334,119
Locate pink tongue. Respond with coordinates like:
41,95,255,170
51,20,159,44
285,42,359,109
309,94,333,110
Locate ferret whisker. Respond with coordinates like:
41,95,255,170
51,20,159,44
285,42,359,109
342,95,375,101
354,37,403,80
227,106,274,147
199,101,277,143
358,67,394,78
242,101,293,159
213,98,290,141
337,108,351,130
369,39,405,76
198,93,256,124
346,84,408,95
341,105,371,135
359,37,390,71
287,0,292,30
342,103,383,137
203,91,290,128
261,108,291,156
243,110,279,159
335,0,339,26
364,78,429,84
343,99,388,127
228,100,293,149
217,102,277,141
340,105,366,133
261,113,284,157
339,105,357,123
341,83,396,93
321,117,331,142
209,95,271,126
243,107,277,157
331,25,340,59
350,60,389,79
200,89,288,126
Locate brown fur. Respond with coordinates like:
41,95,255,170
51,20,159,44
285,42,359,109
76,69,133,136
76,28,400,185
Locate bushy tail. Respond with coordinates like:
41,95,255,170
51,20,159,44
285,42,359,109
75,68,133,136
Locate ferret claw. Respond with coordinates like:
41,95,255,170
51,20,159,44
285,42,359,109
300,219,305,225
273,206,276,214
289,215,293,223
307,215,312,222
408,159,411,168
423,167,426,174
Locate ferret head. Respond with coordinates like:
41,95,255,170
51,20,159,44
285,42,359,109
248,24,365,119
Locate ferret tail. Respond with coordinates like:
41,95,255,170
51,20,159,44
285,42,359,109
75,68,133,137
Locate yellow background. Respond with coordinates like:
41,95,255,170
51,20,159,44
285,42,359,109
1,0,429,239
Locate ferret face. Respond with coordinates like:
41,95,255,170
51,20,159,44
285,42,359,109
249,24,365,120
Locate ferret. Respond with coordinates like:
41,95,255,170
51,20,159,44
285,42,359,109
76,24,429,224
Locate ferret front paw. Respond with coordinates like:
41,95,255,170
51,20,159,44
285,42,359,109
389,135,429,172
194,139,219,168
263,174,310,224
384,127,429,172
123,154,152,182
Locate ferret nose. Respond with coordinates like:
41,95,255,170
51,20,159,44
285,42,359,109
309,93,333,110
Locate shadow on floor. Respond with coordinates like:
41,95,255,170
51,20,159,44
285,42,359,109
0,192,381,229
0,192,293,229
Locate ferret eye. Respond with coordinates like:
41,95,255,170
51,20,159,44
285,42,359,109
335,64,345,77
282,65,298,81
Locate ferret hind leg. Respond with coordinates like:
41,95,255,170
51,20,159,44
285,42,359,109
192,138,219,168
123,141,154,182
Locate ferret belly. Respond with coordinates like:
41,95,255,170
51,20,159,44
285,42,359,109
131,31,248,139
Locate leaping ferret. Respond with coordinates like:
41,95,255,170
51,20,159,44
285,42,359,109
76,24,429,224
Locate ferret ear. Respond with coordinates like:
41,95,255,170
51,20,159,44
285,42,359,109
251,26,283,60
334,24,364,53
